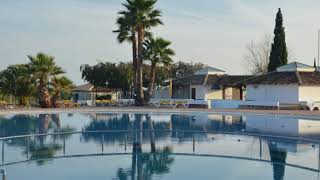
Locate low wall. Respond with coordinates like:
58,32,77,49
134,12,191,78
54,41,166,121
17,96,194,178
211,100,242,109
212,100,280,109
192,100,212,109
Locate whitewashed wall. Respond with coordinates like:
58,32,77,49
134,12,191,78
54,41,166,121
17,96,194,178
299,86,320,102
246,84,299,104
153,87,171,99
190,85,206,100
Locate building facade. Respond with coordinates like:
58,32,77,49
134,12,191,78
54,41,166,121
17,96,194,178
246,62,320,104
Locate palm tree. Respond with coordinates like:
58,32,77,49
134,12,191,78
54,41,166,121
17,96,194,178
115,0,163,105
51,76,73,108
28,53,65,108
114,15,138,99
144,37,174,99
0,64,35,105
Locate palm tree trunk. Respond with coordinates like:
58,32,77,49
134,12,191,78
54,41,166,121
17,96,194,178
38,80,52,108
147,61,157,100
136,26,145,106
51,91,61,108
132,32,138,100
146,115,156,153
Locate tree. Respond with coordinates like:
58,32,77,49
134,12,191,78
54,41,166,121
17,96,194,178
51,76,74,108
244,34,271,75
28,53,65,108
114,14,152,100
144,37,175,99
80,62,133,96
114,11,138,99
171,61,207,80
0,64,36,105
268,8,288,72
80,62,114,88
115,0,163,106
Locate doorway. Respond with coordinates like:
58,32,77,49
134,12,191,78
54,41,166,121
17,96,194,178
191,88,196,100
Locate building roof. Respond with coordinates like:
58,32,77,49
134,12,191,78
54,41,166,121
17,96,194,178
194,67,226,75
72,84,116,92
214,75,254,87
276,62,315,72
72,84,93,91
245,71,320,85
173,74,253,87
173,75,207,86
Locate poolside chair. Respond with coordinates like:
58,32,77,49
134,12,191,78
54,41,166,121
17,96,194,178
149,99,160,107
300,101,320,111
174,100,191,108
159,100,173,108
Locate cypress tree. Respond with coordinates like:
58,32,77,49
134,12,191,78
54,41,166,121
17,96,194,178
268,8,288,72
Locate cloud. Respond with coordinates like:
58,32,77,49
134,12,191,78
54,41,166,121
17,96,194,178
1,0,320,84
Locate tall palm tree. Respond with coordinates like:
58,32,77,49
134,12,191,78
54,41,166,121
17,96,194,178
28,53,65,108
115,0,163,105
114,15,138,99
51,76,73,108
114,19,152,101
144,37,174,99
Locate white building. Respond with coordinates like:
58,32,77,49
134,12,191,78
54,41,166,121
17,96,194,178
246,62,320,104
71,84,120,106
172,67,251,101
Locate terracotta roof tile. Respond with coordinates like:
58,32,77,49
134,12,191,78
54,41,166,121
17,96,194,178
299,71,320,85
173,74,253,87
72,83,116,92
245,71,320,85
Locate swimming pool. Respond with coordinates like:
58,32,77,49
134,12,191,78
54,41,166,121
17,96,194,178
1,113,320,180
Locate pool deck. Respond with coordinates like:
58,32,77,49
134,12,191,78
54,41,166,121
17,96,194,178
0,106,320,119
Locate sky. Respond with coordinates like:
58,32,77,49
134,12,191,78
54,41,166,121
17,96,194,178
1,0,320,85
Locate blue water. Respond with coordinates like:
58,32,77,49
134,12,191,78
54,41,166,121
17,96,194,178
0,113,320,180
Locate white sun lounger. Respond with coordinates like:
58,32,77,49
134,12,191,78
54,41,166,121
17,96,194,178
301,101,320,111
150,99,193,108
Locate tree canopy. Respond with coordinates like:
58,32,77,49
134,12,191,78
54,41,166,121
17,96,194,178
80,62,133,93
268,8,288,72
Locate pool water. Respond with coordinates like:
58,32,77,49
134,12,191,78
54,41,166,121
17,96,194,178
1,113,320,180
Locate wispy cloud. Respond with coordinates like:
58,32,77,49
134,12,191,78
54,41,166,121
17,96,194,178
1,0,320,84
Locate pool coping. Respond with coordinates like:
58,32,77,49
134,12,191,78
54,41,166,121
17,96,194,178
0,107,320,120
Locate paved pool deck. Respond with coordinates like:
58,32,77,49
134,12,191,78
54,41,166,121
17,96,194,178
0,106,320,119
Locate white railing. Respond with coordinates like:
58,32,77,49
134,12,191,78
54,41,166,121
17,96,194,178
1,130,320,172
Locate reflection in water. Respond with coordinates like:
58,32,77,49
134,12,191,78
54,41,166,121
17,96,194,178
1,113,320,179
0,114,75,165
116,146,174,180
268,142,287,180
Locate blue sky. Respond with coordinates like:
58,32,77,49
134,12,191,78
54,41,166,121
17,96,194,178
1,0,320,84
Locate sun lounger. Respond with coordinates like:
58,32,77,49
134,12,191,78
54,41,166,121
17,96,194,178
118,99,135,106
96,100,117,106
300,101,320,111
150,99,193,108
174,100,192,108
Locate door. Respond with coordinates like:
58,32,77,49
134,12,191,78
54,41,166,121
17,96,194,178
191,88,196,100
